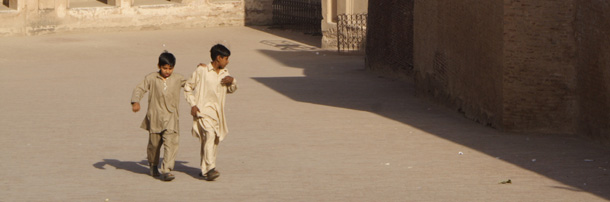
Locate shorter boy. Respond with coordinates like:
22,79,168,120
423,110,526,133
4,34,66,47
131,51,186,181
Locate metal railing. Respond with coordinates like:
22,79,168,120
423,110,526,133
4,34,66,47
337,13,367,52
272,0,322,35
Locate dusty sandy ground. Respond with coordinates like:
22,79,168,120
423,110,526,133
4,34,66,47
0,26,609,201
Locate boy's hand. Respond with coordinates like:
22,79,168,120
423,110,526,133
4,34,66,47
221,76,234,86
132,102,140,112
191,106,200,117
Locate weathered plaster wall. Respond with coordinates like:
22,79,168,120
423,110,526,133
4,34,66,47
0,0,246,36
244,0,272,25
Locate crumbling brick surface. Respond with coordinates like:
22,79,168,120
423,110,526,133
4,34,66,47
367,0,609,143
574,0,610,143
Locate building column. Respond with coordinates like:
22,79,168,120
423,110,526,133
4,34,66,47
55,0,68,18
321,0,338,49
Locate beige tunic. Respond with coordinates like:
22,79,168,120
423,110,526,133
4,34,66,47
184,64,237,141
131,72,186,134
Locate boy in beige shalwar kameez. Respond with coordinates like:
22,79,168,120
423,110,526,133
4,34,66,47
184,44,237,181
131,51,186,181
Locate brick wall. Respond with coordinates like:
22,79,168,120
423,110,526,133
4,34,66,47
367,0,610,143
502,0,577,133
365,0,413,77
574,0,610,143
412,0,504,128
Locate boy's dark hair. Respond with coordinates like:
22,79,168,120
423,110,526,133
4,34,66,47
210,44,231,61
159,50,176,67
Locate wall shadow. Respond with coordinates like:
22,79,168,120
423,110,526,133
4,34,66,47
247,26,322,49
93,159,201,179
252,48,610,200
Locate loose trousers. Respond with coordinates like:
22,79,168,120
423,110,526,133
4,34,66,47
147,130,179,173
197,117,220,174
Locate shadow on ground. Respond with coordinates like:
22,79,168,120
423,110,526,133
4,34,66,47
247,26,322,48
93,159,201,179
251,47,610,200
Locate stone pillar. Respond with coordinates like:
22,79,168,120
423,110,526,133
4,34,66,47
321,0,368,50
321,0,338,49
55,0,68,18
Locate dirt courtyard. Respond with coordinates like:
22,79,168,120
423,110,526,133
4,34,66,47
0,26,609,201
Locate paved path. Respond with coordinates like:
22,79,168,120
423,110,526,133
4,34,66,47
1,27,609,201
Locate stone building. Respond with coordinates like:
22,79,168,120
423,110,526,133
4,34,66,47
321,0,367,49
366,0,610,144
3,0,606,144
0,0,274,36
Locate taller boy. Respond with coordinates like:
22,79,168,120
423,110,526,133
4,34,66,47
184,44,237,181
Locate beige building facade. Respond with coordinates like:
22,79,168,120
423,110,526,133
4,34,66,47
321,0,367,49
0,0,273,36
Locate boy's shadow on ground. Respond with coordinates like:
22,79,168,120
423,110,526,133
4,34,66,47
93,159,201,178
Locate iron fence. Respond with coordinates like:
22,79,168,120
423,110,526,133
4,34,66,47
337,13,367,52
366,0,414,73
272,0,322,35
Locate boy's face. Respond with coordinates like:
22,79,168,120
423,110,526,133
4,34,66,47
159,64,174,78
217,56,229,69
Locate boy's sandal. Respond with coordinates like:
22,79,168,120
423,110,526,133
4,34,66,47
160,173,175,181
199,168,220,181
